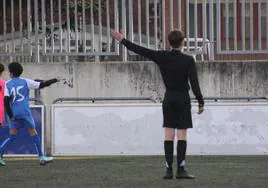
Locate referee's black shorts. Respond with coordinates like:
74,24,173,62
162,91,193,129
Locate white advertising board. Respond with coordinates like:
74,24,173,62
52,103,268,156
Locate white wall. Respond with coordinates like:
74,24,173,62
52,102,268,156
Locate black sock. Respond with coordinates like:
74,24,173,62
164,140,174,169
177,140,187,172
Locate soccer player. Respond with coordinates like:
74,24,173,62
0,63,5,127
0,62,59,166
111,30,204,179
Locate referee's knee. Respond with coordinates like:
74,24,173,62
177,129,187,141
164,128,175,141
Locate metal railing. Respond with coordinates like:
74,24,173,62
0,0,120,62
216,0,268,55
201,96,268,102
0,0,268,62
52,97,157,104
30,98,45,105
53,96,268,104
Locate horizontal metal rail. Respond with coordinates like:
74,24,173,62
53,97,157,104
199,97,268,102
53,96,267,104
29,98,45,105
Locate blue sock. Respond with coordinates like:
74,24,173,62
31,135,43,158
0,135,16,155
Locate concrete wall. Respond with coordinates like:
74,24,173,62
11,61,267,105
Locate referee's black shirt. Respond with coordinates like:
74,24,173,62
121,39,204,105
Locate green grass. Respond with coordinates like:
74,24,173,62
1,156,268,188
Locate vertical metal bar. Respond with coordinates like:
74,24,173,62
186,0,190,51
19,0,23,52
162,0,166,49
258,2,262,50
154,0,158,49
241,1,245,51
82,0,86,53
170,0,174,30
50,0,55,53
90,0,95,53
34,0,40,62
249,0,253,51
27,0,32,56
11,0,15,54
58,0,63,53
216,0,221,53
233,0,237,51
114,0,119,54
209,0,214,59
267,2,268,50
225,0,229,51
98,0,103,54
146,0,150,47
3,0,7,52
128,0,133,42
41,0,46,54
74,0,79,53
106,0,111,52
203,0,207,51
194,0,198,55
138,0,142,45
121,0,127,61
178,0,181,30
66,0,71,54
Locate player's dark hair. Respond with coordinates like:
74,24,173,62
168,30,185,48
8,62,23,77
0,63,5,74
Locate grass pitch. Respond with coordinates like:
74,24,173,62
1,156,268,188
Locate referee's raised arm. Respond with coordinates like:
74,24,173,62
111,30,160,63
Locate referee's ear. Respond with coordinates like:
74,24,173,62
180,40,184,48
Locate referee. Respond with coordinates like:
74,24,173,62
112,30,204,179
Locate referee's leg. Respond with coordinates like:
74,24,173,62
163,128,175,179
176,129,194,179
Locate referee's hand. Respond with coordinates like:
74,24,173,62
198,105,204,114
111,30,124,42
